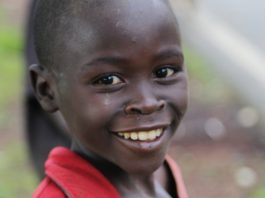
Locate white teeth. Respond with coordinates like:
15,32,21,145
124,133,130,139
156,130,161,136
138,132,148,141
148,131,157,140
116,128,163,141
131,132,138,140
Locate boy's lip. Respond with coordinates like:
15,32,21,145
111,123,170,134
114,128,164,142
111,124,170,154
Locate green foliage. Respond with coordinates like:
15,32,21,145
0,22,36,198
0,25,23,110
0,26,22,54
0,143,38,198
252,187,265,198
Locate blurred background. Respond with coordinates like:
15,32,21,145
0,0,265,197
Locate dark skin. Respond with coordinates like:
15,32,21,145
30,0,188,197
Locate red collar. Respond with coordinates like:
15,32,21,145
44,147,188,198
45,147,121,198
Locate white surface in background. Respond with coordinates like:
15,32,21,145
192,10,265,87
198,0,265,50
171,0,265,122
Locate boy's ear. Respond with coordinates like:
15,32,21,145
29,64,59,112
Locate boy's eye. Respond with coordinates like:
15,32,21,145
93,74,123,85
154,66,178,78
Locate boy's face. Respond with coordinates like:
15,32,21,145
52,0,188,174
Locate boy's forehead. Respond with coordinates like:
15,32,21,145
71,1,177,44
56,0,179,69
81,0,172,17
73,0,176,34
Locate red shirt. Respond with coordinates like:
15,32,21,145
33,147,188,198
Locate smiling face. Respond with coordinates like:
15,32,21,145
50,0,188,174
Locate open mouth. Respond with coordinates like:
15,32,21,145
115,128,163,142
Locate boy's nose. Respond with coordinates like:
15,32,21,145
124,91,166,115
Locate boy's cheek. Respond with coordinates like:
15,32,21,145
163,82,188,104
77,93,121,122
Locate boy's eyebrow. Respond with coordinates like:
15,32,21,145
154,48,184,62
83,56,129,68
82,48,183,69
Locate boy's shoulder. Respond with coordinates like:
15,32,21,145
33,147,188,198
32,147,121,198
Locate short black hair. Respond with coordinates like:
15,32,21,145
34,0,69,70
34,0,102,71
33,0,173,71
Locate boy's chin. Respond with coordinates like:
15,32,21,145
118,153,166,176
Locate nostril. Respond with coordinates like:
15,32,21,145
126,107,142,114
125,99,166,115
158,101,165,111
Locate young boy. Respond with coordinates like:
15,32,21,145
31,0,188,197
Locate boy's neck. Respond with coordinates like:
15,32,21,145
71,142,172,197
